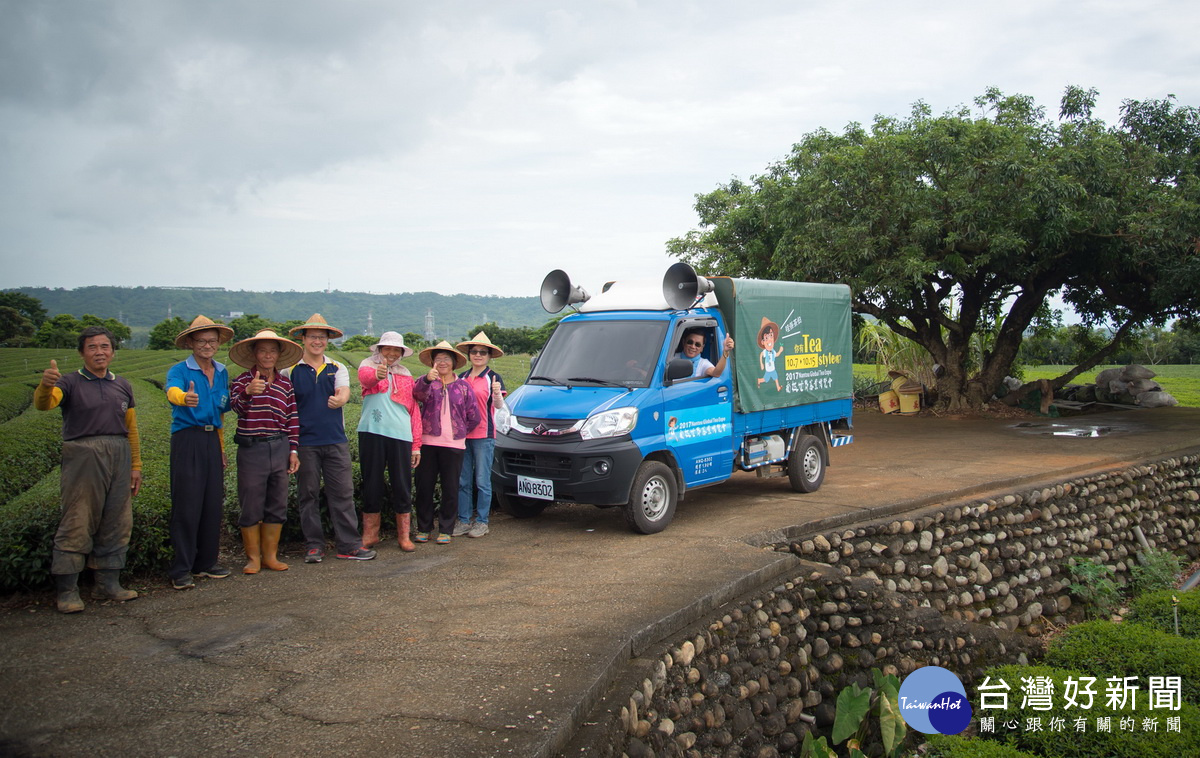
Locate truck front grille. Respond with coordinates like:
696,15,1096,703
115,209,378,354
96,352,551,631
502,451,574,480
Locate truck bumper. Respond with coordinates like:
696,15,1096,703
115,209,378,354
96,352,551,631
493,435,644,507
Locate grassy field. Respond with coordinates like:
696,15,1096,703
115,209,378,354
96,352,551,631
852,362,1200,407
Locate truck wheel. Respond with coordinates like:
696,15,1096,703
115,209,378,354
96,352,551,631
623,461,677,534
788,435,825,493
496,490,549,519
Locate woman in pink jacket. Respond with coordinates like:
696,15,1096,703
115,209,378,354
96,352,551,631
357,332,422,552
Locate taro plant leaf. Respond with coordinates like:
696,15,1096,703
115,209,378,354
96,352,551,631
876,674,906,758
849,749,868,758
832,683,873,744
802,732,837,758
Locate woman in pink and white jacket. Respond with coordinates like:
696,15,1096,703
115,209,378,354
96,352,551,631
357,332,422,552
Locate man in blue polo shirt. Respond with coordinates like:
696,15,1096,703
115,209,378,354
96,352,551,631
282,314,375,562
165,315,234,590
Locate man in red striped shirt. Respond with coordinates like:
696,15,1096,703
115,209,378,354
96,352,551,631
229,329,302,574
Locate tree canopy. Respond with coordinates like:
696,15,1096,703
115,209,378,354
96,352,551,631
668,87,1200,409
33,314,131,349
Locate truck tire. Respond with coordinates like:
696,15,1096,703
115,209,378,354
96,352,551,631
788,435,825,493
623,461,677,534
496,490,549,519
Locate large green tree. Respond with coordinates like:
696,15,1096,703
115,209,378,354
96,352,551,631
669,87,1200,409
0,306,35,346
0,291,47,327
148,316,189,350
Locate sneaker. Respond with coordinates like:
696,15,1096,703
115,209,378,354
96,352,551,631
336,547,377,561
195,566,231,579
452,521,472,537
414,532,430,543
435,533,452,545
305,548,325,564
468,522,490,538
171,575,195,591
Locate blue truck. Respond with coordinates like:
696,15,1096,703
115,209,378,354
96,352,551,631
492,263,854,533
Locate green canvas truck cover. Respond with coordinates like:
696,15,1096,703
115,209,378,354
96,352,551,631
710,276,853,414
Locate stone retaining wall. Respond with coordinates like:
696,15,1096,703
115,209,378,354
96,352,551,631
586,453,1200,758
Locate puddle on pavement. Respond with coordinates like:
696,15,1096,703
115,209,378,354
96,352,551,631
1010,422,1130,437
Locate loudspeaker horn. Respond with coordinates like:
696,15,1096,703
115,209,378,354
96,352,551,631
662,262,714,310
540,270,589,313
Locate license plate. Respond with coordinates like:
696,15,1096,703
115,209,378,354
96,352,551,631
517,475,554,501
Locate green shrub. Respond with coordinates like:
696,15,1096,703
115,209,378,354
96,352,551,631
923,734,1038,758
0,382,33,423
0,404,64,504
1044,620,1200,704
1067,558,1123,619
1126,589,1200,639
1129,548,1183,596
974,664,1200,758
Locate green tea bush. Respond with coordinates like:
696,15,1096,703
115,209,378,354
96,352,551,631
1126,589,1200,639
975,664,1200,758
0,405,64,504
923,734,1038,758
1044,620,1200,704
0,383,32,423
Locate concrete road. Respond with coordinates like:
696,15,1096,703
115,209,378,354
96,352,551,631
2,407,1198,757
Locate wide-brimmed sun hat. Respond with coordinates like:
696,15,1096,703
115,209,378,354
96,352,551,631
371,331,414,358
288,313,344,339
456,331,505,359
419,340,468,370
174,315,234,349
228,329,304,370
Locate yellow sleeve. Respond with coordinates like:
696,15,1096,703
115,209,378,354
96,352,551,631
167,386,187,406
33,385,63,411
125,407,142,470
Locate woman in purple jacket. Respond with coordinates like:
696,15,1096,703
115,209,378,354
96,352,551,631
412,341,482,544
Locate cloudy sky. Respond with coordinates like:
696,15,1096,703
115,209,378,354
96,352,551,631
2,1,1198,298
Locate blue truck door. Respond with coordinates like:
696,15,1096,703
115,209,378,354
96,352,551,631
661,321,735,487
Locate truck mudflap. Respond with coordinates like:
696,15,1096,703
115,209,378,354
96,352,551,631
493,435,645,507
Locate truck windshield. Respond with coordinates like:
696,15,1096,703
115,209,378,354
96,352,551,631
530,319,667,388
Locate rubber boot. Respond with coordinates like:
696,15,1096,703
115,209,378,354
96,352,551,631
362,512,381,549
241,525,262,574
93,569,138,601
396,513,416,552
260,522,289,571
55,573,85,613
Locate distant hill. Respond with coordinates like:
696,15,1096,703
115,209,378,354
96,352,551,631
12,285,549,341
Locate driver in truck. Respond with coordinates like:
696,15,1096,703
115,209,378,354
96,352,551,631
674,327,735,378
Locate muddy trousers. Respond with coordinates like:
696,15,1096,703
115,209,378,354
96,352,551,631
52,436,133,576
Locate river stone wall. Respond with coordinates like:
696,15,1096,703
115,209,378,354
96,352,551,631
587,453,1200,758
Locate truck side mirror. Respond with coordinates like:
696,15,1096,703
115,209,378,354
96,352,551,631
664,358,693,385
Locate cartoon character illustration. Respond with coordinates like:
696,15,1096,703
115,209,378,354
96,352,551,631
756,316,783,391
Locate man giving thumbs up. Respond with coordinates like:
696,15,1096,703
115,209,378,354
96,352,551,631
34,328,142,613
165,316,233,590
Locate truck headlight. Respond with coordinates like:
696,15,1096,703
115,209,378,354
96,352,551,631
580,407,638,440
